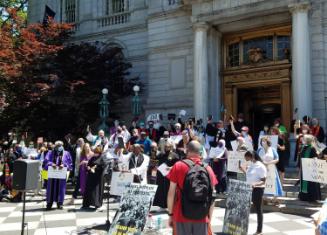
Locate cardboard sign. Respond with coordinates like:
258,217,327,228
110,172,134,196
227,151,247,173
302,158,327,184
223,180,252,235
48,166,67,179
109,184,158,235
264,164,277,195
258,135,279,149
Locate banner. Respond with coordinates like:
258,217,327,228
223,179,252,235
227,151,246,173
302,158,327,184
264,164,277,195
108,184,158,235
110,172,134,196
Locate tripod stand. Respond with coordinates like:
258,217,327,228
21,191,27,235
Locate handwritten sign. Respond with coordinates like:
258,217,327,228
302,158,327,184
48,166,67,179
264,164,277,195
258,135,278,149
147,113,161,122
227,151,246,173
110,172,134,196
170,135,182,144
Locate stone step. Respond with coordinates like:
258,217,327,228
214,195,323,217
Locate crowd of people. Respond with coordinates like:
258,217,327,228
0,114,327,234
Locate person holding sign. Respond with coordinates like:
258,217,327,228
257,137,283,199
153,142,179,209
298,135,321,202
209,139,228,194
43,141,72,210
239,151,267,235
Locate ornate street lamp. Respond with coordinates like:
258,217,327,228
132,85,140,118
99,88,109,132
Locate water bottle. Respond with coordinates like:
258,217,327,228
146,213,154,230
156,215,162,230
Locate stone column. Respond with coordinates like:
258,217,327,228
193,22,209,121
289,2,312,119
208,28,222,120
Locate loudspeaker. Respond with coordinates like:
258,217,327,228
13,159,39,191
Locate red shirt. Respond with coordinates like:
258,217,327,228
167,157,218,223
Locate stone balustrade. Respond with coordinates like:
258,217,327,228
97,12,131,28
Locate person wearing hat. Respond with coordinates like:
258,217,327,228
158,131,175,152
121,144,150,184
136,131,152,155
43,141,72,210
171,123,182,136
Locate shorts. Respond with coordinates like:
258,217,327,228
174,222,209,235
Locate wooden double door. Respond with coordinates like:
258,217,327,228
223,64,292,137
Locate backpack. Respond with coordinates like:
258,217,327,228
180,159,213,220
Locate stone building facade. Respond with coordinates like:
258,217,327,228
28,0,327,133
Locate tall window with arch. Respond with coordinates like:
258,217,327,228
106,0,129,15
65,0,77,23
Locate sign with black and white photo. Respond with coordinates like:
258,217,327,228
110,172,134,196
302,158,327,184
108,184,158,235
223,179,252,235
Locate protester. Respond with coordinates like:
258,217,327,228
69,143,93,204
136,132,152,155
311,118,325,143
43,141,72,210
148,142,160,184
230,118,253,150
257,136,283,200
82,145,105,209
271,127,287,185
239,150,267,235
215,120,226,143
176,130,191,159
121,144,150,184
274,118,288,135
314,199,327,235
205,115,217,151
171,123,182,136
259,124,270,137
167,140,217,235
86,128,109,149
158,131,175,152
209,139,228,194
147,121,158,142
153,142,179,208
298,135,321,202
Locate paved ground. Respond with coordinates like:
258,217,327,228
0,189,317,235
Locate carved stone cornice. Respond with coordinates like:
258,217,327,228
289,2,311,13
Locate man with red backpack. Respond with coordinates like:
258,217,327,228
167,140,218,235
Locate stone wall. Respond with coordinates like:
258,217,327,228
144,8,194,121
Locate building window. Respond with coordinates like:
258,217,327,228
243,36,273,64
65,0,76,23
106,0,128,15
228,43,240,67
277,36,291,60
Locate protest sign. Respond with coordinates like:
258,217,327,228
110,172,134,196
227,151,246,173
223,179,252,235
302,158,327,184
209,146,225,159
109,184,158,235
48,166,67,180
264,164,277,195
147,113,161,122
170,135,182,144
258,135,278,149
231,141,238,152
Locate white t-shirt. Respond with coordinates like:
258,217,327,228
246,161,267,188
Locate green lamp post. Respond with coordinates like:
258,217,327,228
99,88,109,133
132,85,140,118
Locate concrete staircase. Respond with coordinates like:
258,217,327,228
215,166,326,217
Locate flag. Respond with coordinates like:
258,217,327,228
43,5,56,26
